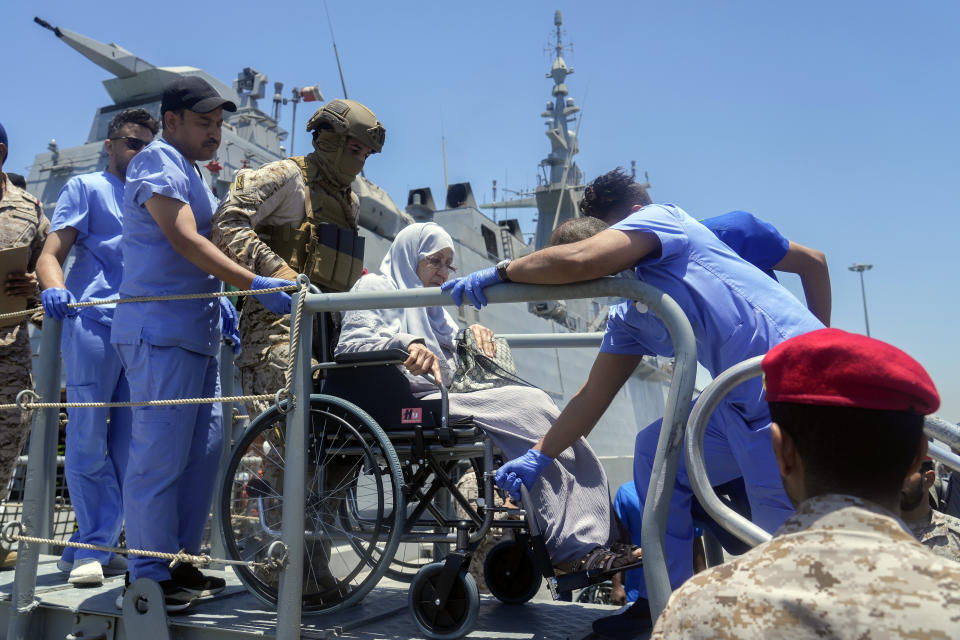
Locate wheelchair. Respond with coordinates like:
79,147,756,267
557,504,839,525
219,348,638,639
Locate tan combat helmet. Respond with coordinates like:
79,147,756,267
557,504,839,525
305,99,385,154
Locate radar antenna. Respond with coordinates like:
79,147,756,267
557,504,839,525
323,0,349,99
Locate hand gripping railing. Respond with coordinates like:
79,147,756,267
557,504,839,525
269,277,696,636
684,356,960,553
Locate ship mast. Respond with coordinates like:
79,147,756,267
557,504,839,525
541,10,580,187
479,11,585,248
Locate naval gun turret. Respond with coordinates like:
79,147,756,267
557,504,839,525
26,17,410,244
28,17,283,209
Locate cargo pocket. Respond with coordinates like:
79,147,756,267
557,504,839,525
131,407,192,474
307,222,340,289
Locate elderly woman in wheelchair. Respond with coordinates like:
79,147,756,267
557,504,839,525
219,222,638,637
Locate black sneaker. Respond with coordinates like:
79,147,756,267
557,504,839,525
114,572,196,613
170,563,226,597
591,597,653,639
157,580,197,612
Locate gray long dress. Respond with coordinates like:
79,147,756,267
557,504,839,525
336,273,614,563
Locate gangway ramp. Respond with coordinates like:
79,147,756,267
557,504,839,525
0,554,644,639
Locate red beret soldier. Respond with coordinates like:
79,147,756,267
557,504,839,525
652,328,959,639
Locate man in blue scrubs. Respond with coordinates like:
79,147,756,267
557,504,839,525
701,210,831,326
446,168,823,637
550,210,832,326
36,109,158,586
111,77,293,611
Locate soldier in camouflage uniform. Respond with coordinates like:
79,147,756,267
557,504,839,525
211,99,385,418
901,458,960,563
651,328,960,640
211,102,383,593
0,122,50,536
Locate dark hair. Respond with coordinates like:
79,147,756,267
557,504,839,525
107,108,159,138
548,216,609,246
161,109,185,131
579,167,652,220
768,402,925,501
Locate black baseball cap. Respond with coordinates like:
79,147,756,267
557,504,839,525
161,76,237,115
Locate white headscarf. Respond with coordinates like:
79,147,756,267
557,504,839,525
378,222,461,375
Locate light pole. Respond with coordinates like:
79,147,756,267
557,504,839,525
848,263,873,336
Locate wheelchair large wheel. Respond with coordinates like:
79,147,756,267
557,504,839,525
220,394,404,614
408,562,480,640
483,539,541,604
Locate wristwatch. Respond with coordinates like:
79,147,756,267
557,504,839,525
495,259,512,282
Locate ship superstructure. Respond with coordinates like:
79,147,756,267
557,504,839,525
25,12,669,488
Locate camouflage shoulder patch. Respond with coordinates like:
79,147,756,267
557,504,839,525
227,159,302,205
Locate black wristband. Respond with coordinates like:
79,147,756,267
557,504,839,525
495,259,512,283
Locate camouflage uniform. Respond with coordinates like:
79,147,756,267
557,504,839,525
213,99,384,419
652,494,960,639
212,102,383,592
0,173,49,496
905,508,960,563
211,156,359,417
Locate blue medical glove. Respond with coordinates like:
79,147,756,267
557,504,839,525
40,288,76,320
219,297,238,336
219,297,241,354
441,266,502,309
495,448,554,502
252,275,294,316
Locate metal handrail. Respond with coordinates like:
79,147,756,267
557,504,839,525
684,357,770,547
293,278,697,621
12,277,696,637
684,356,960,553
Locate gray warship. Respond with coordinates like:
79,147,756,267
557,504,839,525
1,11,673,639
24,12,670,487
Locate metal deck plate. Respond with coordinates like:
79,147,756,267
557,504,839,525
0,555,650,639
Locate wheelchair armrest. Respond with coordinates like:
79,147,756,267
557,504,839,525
333,348,409,365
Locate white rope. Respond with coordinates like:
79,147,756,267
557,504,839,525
0,280,310,413
0,284,298,323
8,531,279,570
0,393,276,413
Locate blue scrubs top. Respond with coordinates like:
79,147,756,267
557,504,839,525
51,171,125,327
602,204,822,411
111,138,221,356
701,211,789,280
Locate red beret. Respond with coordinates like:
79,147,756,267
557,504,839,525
762,328,939,414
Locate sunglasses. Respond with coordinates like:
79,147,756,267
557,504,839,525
424,255,457,273
109,136,149,151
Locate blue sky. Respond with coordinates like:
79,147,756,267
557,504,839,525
3,1,958,418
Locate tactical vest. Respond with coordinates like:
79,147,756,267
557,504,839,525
261,157,364,292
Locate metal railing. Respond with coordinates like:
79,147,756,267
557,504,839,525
9,276,697,638
684,356,960,549
275,278,697,632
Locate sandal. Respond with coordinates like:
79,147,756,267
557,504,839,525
554,543,642,575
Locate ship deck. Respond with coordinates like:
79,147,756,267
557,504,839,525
0,555,650,639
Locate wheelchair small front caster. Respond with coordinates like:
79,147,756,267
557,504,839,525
408,562,480,639
483,539,541,604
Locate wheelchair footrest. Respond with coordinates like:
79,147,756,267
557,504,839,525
547,559,643,596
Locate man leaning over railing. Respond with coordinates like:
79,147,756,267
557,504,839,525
445,167,824,637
